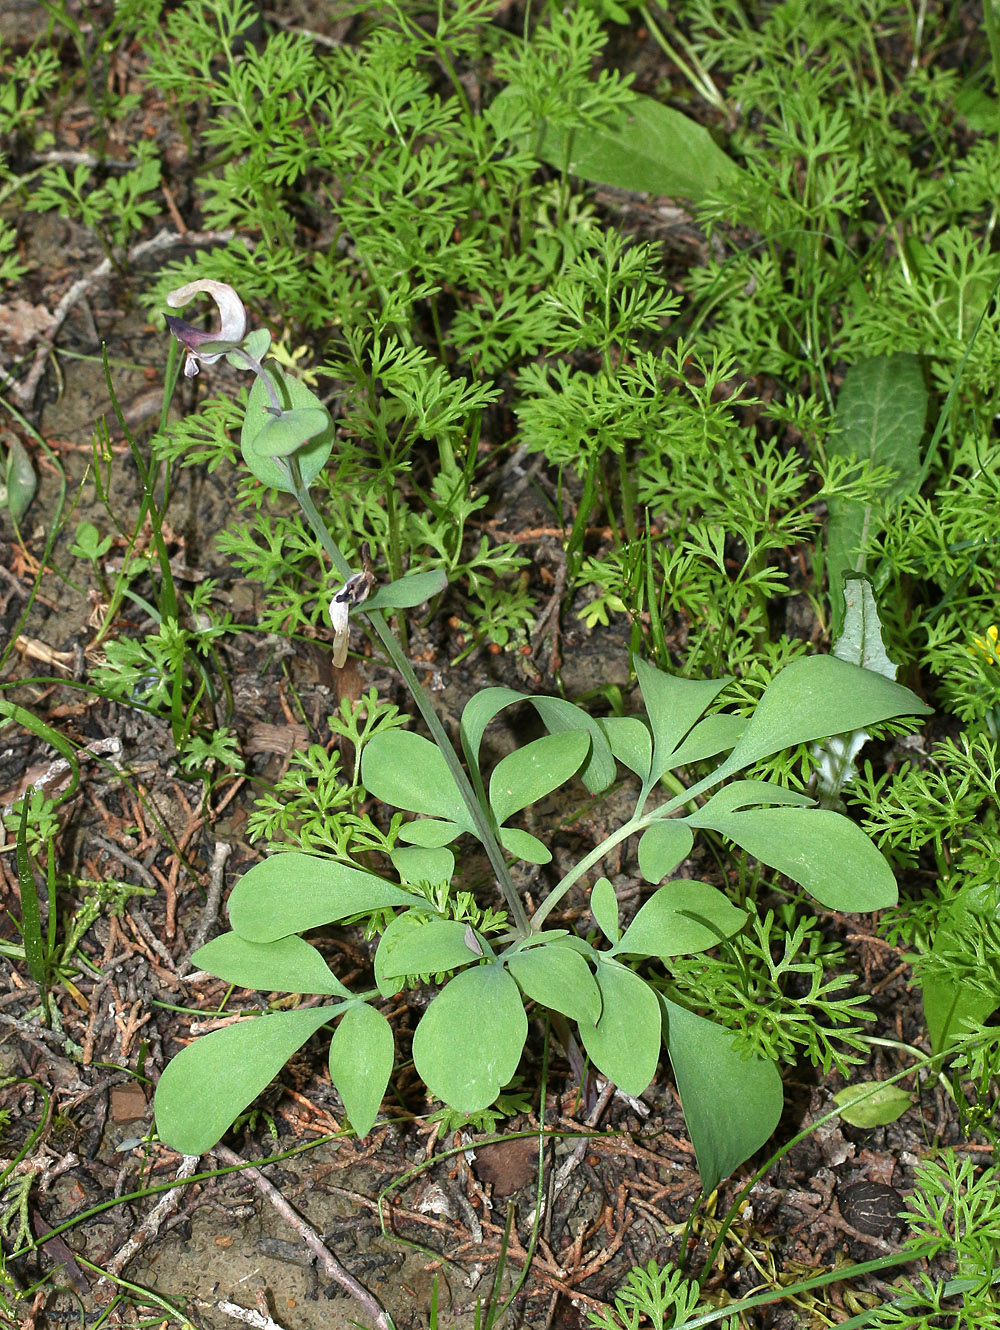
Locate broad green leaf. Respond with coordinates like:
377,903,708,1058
614,881,746,958
591,876,620,943
374,911,428,997
499,826,551,864
599,716,652,781
2,437,36,524
248,407,330,457
921,884,1000,1054
154,1008,334,1155
633,659,731,784
328,1002,394,1137
397,819,463,848
713,656,931,782
362,731,475,833
379,917,483,978
230,328,270,362
489,731,590,824
461,687,526,774
636,822,694,884
365,569,448,611
228,853,416,942
536,93,743,203
666,714,746,769
241,368,333,493
685,780,813,824
507,944,601,1025
826,354,927,635
193,933,350,996
662,997,782,1195
697,807,897,912
390,846,455,886
833,1081,912,1128
578,961,661,1096
412,965,528,1114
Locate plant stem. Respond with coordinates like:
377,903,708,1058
291,477,531,937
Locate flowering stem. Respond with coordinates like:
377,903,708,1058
289,471,531,937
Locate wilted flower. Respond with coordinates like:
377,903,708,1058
329,547,376,668
164,279,248,377
969,624,1000,665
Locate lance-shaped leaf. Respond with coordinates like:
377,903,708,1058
365,569,448,611
633,658,731,785
193,932,350,996
155,1007,334,1155
489,730,590,825
710,656,931,784
685,780,814,823
662,997,782,1195
228,853,417,942
578,960,661,1096
591,876,620,944
328,1002,394,1138
599,716,652,781
412,964,528,1114
692,806,897,912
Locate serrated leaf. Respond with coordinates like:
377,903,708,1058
615,881,745,958
498,826,551,864
833,1081,912,1128
489,730,590,825
379,917,483,978
228,853,417,942
192,932,350,996
507,944,601,1025
695,807,897,912
591,876,620,943
662,997,783,1194
364,569,448,611
578,960,661,1096
328,1002,394,1137
154,1008,333,1155
412,965,528,1114
362,731,475,832
636,822,694,884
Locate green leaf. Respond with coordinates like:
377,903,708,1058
662,997,782,1195
15,799,45,985
362,731,475,833
498,826,551,864
154,1007,334,1155
827,354,927,634
247,406,330,457
193,932,350,996
536,93,743,203
599,716,652,781
379,917,483,978
489,730,590,824
397,819,463,848
685,780,814,822
833,1081,912,1128
374,911,425,997
2,436,36,524
713,656,931,781
328,1002,394,1137
921,885,1000,1054
633,658,731,784
389,845,455,886
412,965,528,1114
240,368,333,493
636,822,694,884
228,853,417,942
666,714,746,768
231,328,271,362
694,807,897,912
591,876,620,943
614,881,746,958
364,569,448,611
578,960,661,1096
507,944,601,1025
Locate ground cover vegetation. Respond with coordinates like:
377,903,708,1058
1,0,1000,1326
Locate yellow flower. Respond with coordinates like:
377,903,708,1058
969,624,1000,663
